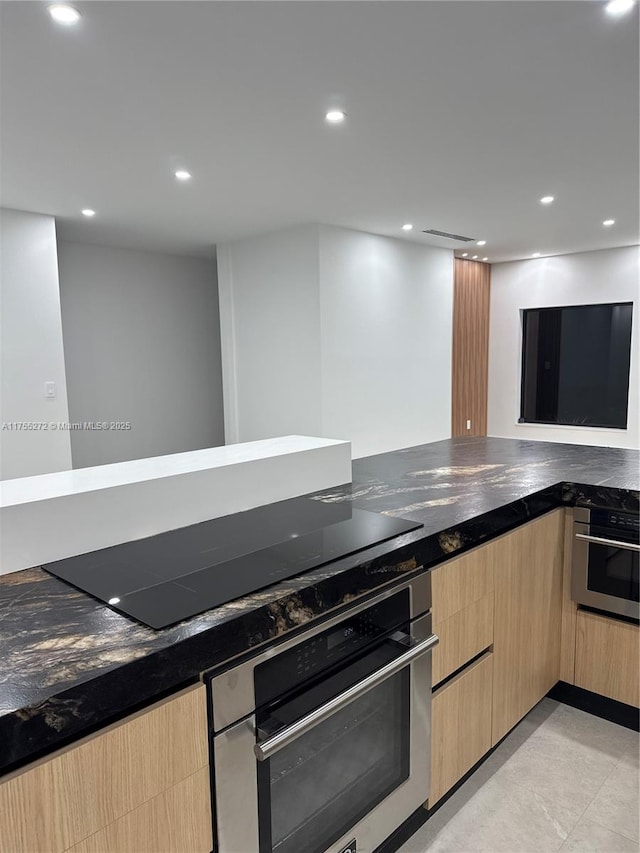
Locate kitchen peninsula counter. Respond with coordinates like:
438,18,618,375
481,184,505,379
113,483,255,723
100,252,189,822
1,437,638,774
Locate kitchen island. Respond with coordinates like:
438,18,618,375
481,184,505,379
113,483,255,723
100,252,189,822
0,437,638,777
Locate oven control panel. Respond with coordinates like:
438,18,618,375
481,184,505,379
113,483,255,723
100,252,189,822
590,509,640,536
294,610,383,677
254,588,410,707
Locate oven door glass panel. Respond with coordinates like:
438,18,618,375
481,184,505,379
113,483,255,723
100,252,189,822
586,536,639,603
257,666,409,853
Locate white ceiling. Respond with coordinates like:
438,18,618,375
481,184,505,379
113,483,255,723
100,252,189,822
1,1,638,262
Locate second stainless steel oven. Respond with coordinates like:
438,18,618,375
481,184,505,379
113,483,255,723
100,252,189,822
207,574,437,853
572,506,639,620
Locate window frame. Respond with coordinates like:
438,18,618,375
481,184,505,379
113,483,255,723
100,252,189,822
518,301,633,430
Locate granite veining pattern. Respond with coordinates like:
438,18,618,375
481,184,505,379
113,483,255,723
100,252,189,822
1,437,638,774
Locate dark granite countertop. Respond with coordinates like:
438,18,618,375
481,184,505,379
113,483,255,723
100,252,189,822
1,437,638,774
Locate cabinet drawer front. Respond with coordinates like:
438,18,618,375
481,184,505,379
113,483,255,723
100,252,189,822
0,685,208,853
575,611,640,708
432,545,492,625
430,652,493,806
490,509,564,746
65,768,213,853
432,594,493,686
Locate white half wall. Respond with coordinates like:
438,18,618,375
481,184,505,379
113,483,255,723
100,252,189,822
488,246,640,448
217,224,454,458
0,436,351,575
58,241,225,468
0,208,72,479
318,226,453,457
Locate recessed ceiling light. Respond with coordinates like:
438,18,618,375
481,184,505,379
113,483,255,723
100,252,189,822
482,257,489,262
532,252,541,258
476,240,487,247
461,253,468,258
325,110,346,124
108,597,120,605
605,0,636,15
402,223,413,231
174,169,192,181
48,4,81,24
472,255,479,260
603,219,616,227
540,196,554,205
81,208,96,217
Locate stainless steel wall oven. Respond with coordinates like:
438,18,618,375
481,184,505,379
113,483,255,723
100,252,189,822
206,574,437,853
572,507,639,620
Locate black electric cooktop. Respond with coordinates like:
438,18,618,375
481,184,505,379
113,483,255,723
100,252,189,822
43,496,422,629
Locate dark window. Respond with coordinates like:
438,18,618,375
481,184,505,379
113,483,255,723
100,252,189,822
520,303,633,429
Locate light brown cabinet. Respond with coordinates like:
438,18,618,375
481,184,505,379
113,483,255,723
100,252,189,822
575,610,640,708
430,652,493,806
65,768,212,853
430,506,635,808
489,509,564,745
432,594,493,686
0,684,212,853
431,540,494,686
559,509,578,683
429,509,565,804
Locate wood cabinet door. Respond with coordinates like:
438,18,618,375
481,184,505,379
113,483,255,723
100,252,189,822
431,541,494,686
430,652,494,806
490,509,564,745
0,684,211,853
575,610,640,708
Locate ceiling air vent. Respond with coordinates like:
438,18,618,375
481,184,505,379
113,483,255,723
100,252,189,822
422,229,476,242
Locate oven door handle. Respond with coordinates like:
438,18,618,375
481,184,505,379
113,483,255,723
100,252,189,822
575,533,640,552
253,631,439,762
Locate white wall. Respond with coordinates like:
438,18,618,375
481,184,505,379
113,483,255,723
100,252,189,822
1,437,351,575
488,246,640,448
217,226,322,444
318,226,453,457
58,241,225,468
0,208,72,479
217,225,454,458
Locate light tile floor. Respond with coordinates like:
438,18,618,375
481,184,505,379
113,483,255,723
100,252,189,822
399,700,639,853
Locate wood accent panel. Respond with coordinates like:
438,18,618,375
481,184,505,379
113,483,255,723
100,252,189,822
65,768,213,853
0,685,209,853
430,652,493,806
432,594,494,686
575,611,640,708
431,542,493,625
491,510,564,745
451,258,491,437
560,509,578,683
